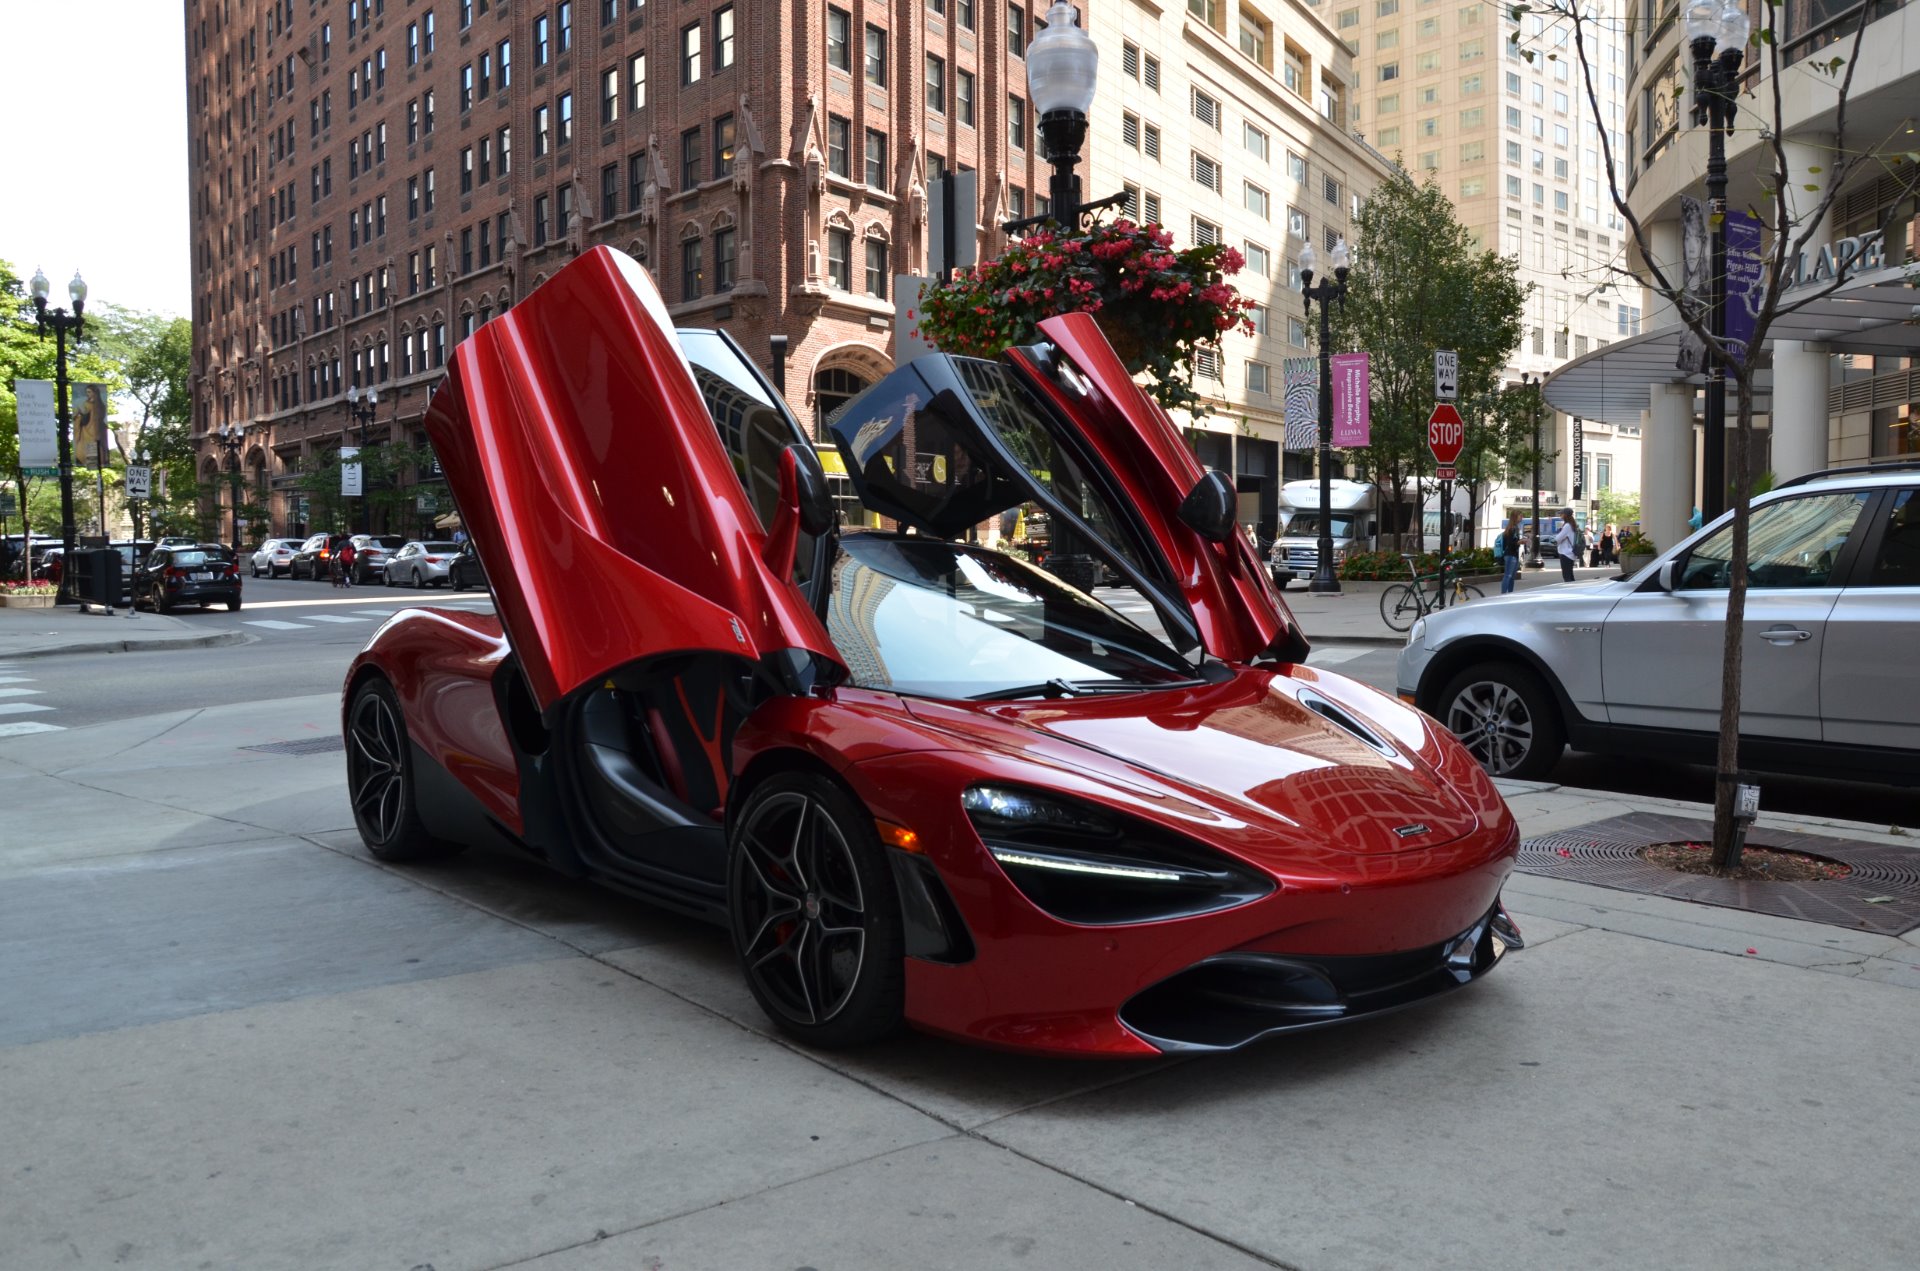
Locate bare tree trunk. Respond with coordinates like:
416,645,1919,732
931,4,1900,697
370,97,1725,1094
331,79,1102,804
1709,381,1756,871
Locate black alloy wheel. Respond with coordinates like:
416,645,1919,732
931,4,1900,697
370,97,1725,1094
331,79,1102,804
345,678,460,861
1438,662,1565,781
727,773,904,1048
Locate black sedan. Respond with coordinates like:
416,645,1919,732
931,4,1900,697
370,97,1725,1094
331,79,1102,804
135,545,243,613
447,540,487,591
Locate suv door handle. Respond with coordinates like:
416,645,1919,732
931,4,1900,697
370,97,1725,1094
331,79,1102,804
1759,626,1812,644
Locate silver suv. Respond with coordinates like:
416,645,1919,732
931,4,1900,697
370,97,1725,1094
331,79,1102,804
1395,465,1920,782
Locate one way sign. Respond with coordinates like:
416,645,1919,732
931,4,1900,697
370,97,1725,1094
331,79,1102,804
1434,350,1458,401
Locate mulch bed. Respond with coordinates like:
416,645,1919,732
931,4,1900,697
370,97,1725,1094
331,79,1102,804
1640,841,1852,883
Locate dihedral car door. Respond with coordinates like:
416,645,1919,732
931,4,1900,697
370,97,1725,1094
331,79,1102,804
423,246,843,710
1011,312,1299,664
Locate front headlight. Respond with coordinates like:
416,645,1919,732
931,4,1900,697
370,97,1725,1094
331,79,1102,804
961,785,1273,925
1408,617,1427,646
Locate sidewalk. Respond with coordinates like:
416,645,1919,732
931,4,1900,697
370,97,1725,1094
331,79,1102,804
1,692,1914,1270
1290,562,1621,644
0,602,249,661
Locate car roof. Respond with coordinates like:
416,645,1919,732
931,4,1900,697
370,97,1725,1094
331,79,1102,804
1777,463,1920,493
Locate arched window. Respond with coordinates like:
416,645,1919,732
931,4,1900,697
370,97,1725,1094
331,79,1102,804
813,366,870,430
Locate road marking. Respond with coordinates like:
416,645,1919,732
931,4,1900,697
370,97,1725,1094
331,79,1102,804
0,675,35,684
0,720,64,737
354,610,403,617
243,619,313,630
305,614,370,624
0,702,56,715
0,687,45,698
1306,647,1373,667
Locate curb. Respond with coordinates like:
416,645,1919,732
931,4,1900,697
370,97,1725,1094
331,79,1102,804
1305,633,1408,648
0,630,254,662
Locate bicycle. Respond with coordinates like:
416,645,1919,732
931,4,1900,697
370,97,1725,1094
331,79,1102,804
1379,552,1485,632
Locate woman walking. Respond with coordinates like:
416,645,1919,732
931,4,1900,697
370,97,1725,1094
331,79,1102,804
1499,514,1522,594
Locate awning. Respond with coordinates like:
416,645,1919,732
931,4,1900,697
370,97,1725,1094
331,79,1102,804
1545,267,1920,425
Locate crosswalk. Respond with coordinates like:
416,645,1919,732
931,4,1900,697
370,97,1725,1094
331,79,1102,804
0,664,63,737
240,599,492,635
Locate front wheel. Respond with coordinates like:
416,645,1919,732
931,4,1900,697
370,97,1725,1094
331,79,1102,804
1438,662,1565,780
727,773,904,1048
1379,583,1422,633
345,678,463,862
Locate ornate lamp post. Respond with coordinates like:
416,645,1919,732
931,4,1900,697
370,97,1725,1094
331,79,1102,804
217,423,245,554
1027,2,1100,230
345,385,379,533
1686,0,1749,522
1297,239,1350,595
1521,371,1544,567
28,267,88,604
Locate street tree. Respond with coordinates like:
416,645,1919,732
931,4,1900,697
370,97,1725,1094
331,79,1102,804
1327,173,1527,550
1528,0,1920,869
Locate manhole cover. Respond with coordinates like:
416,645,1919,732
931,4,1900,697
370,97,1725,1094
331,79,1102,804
1518,811,1920,935
240,736,346,757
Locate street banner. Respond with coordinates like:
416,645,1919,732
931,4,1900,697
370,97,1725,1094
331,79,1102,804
154,467,169,500
125,465,152,500
1282,358,1317,450
1571,416,1585,500
892,275,940,365
1724,209,1764,368
1330,352,1371,448
15,379,58,468
341,446,363,497
73,383,111,466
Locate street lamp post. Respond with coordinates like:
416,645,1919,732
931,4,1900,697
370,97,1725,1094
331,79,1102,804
1522,371,1544,567
1297,239,1350,595
345,385,379,534
1686,0,1749,522
28,268,88,605
217,424,245,555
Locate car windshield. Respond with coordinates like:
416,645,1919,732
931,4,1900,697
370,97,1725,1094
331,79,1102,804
823,532,1191,700
1285,514,1355,539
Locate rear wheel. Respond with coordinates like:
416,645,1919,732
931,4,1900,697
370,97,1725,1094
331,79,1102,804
345,678,462,862
728,773,904,1048
1438,662,1565,780
413,569,425,589
227,598,242,612
1379,583,1422,632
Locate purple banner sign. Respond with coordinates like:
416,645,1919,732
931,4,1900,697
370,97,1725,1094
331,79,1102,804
1330,351,1371,448
1724,209,1764,368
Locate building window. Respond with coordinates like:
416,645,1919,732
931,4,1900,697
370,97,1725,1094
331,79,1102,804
864,128,888,188
1008,95,1026,150
1191,88,1221,131
602,67,620,124
499,38,513,88
715,6,735,68
1238,7,1272,71
1244,241,1270,277
827,114,851,177
682,22,702,83
498,125,512,174
864,23,886,87
827,226,851,289
557,2,573,52
533,194,550,245
1008,3,1026,56
714,113,736,177
630,52,647,110
956,69,975,125
865,238,889,297
601,163,620,219
682,235,703,301
681,126,701,188
713,226,736,291
1244,122,1269,162
926,54,946,113
1244,181,1269,219
1191,152,1220,192
534,103,551,156
1246,361,1270,394
1143,123,1160,159
1191,216,1220,246
557,92,574,146
629,152,647,208
1123,112,1140,149
827,7,851,71
461,146,474,193
1189,0,1224,30
534,14,550,65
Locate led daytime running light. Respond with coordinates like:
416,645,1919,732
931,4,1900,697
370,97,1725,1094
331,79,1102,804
988,847,1186,884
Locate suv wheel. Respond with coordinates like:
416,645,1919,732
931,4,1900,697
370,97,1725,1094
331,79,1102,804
1437,662,1565,781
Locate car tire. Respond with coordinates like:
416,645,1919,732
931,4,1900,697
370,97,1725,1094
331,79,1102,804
727,772,905,1049
345,677,463,863
152,586,172,615
227,598,242,612
413,569,425,589
252,563,262,578
1437,662,1565,781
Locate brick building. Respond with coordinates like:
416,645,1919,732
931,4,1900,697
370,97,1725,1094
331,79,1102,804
186,0,1388,538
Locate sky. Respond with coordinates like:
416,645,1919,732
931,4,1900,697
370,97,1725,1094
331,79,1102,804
0,1,191,319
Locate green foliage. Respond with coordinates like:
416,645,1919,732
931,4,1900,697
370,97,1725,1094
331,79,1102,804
294,443,440,534
1617,529,1656,556
917,220,1255,420
1594,486,1641,528
1338,547,1498,580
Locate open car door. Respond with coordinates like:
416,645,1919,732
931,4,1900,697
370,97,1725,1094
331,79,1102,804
826,313,1303,666
424,246,844,712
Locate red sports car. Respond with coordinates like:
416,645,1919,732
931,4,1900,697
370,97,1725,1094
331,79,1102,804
344,246,1522,1057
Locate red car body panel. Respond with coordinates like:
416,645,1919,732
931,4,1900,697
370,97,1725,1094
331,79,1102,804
1015,312,1297,664
421,246,842,711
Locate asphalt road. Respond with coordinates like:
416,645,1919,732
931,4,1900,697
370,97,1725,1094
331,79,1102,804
22,574,1917,825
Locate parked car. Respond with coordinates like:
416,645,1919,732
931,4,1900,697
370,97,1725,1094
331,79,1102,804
385,540,462,587
346,534,408,584
1397,463,1920,783
250,537,304,577
447,540,487,590
134,544,243,612
343,246,1523,1057
290,532,350,580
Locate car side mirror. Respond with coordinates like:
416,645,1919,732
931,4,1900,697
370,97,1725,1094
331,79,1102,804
1178,469,1238,544
762,444,835,578
1655,559,1678,593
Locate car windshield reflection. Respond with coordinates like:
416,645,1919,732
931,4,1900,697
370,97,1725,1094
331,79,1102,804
825,532,1192,700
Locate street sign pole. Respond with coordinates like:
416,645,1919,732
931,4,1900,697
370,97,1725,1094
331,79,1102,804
1428,402,1465,553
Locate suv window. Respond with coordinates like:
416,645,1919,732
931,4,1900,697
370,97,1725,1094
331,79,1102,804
1862,490,1919,587
1678,491,1868,590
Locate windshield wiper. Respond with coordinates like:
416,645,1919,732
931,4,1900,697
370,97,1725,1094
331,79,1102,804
969,676,1208,702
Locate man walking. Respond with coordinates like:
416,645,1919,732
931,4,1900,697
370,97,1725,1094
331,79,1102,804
1555,508,1579,583
1499,513,1522,594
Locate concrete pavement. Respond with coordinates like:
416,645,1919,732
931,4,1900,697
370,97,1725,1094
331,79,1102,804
3,692,1916,1270
0,603,250,660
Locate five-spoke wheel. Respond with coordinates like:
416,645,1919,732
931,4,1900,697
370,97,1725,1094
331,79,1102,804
346,678,459,861
727,773,903,1047
1438,663,1564,780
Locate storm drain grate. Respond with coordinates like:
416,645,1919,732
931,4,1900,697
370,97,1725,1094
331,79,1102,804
1518,811,1920,935
240,736,347,757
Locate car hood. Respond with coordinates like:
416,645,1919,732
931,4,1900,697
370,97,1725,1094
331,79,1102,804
902,670,1482,857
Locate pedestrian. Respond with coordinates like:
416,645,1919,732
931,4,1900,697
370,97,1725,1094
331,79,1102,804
1600,523,1617,565
338,538,357,587
1498,513,1522,594
1554,507,1580,582
452,527,468,545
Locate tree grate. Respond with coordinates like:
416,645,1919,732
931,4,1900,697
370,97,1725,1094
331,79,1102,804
1518,811,1920,935
239,736,347,757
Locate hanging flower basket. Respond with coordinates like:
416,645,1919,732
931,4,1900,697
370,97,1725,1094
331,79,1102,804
917,220,1255,420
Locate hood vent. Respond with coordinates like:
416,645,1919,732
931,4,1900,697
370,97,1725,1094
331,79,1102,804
1294,688,1396,758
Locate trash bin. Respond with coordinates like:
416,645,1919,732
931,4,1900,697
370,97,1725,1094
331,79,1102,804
74,548,124,609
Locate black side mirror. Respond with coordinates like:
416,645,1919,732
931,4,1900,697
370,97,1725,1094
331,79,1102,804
763,444,836,577
1178,469,1238,543
789,444,835,537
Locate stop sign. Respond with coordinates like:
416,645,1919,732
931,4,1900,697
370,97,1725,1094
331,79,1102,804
1427,402,1465,466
